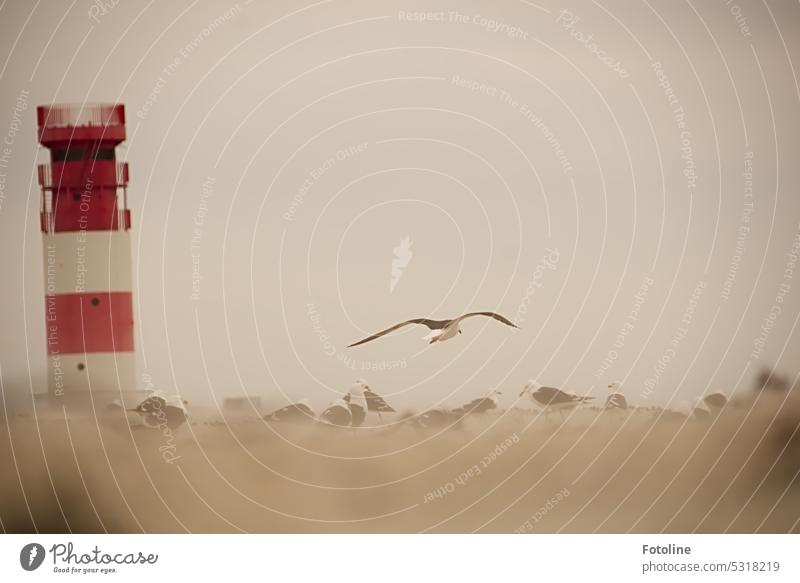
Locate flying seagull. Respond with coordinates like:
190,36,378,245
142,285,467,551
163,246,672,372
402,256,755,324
347,312,518,347
519,380,593,419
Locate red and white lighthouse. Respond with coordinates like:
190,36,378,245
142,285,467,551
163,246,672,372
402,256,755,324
37,103,136,405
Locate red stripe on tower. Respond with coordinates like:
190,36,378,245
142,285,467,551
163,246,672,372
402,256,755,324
37,103,136,401
44,292,134,354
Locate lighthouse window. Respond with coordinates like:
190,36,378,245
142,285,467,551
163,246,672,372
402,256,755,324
94,148,115,160
91,297,100,306
52,147,85,162
77,363,85,371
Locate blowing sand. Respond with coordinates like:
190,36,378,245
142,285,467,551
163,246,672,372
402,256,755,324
2,391,799,533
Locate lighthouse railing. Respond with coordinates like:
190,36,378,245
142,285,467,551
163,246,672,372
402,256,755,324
39,189,55,234
37,162,129,188
116,162,129,185
37,104,125,129
37,164,53,189
37,162,131,234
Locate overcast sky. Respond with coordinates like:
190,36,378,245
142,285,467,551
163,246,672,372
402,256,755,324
1,0,799,411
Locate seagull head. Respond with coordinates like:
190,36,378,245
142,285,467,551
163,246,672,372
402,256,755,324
347,381,369,398
608,381,621,391
519,379,542,397
352,378,370,390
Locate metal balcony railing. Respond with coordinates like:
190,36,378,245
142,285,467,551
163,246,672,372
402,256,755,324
39,199,131,234
37,104,125,129
37,162,129,189
38,162,131,234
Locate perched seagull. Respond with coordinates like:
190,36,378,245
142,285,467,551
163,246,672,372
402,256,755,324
414,406,454,429
319,398,352,427
756,369,791,392
452,389,502,416
344,379,395,423
605,381,628,410
691,393,728,419
162,396,188,429
265,399,315,423
128,391,167,415
519,380,593,418
692,404,711,420
344,382,368,427
129,391,188,430
347,311,518,347
702,393,728,413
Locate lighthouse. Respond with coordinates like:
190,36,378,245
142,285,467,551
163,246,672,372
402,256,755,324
37,104,137,406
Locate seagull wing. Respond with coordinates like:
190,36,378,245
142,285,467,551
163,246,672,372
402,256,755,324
535,386,591,404
320,400,351,426
128,394,166,414
364,389,396,412
453,311,519,328
268,403,315,422
605,394,628,409
347,318,446,347
452,397,497,415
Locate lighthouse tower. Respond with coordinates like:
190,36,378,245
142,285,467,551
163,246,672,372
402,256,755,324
37,104,137,406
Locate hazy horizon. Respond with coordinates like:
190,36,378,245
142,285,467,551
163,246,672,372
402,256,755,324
1,0,799,413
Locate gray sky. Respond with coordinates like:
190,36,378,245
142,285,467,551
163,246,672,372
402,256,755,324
1,0,799,411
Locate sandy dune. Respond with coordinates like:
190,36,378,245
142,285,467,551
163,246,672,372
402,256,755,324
2,391,798,533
